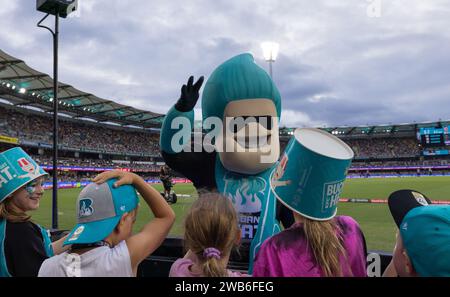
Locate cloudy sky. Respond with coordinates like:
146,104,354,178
1,0,449,128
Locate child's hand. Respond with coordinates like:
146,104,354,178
93,170,139,187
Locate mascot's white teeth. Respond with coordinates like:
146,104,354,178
235,135,272,149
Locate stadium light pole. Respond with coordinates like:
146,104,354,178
36,0,77,230
261,42,279,78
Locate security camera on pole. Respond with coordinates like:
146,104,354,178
36,0,78,230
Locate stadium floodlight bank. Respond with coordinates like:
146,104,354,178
37,0,78,18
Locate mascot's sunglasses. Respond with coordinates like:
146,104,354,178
229,115,273,133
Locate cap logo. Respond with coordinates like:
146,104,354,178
412,192,428,206
18,158,34,173
79,198,94,217
120,205,126,212
17,157,39,179
68,225,85,242
402,222,408,231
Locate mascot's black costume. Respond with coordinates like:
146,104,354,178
160,53,293,271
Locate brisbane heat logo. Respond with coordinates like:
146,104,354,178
79,198,94,217
17,157,40,179
18,158,34,173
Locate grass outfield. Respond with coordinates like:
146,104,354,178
32,176,450,252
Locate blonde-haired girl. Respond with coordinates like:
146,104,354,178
252,212,367,277
169,192,248,277
0,147,68,277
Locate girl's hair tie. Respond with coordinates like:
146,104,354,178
203,247,221,260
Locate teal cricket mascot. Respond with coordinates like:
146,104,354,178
160,53,293,272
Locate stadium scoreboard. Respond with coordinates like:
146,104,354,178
419,126,450,147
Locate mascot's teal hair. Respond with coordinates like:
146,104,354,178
201,53,282,121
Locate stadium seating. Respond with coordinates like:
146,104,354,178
2,104,450,182
345,138,421,159
0,106,160,156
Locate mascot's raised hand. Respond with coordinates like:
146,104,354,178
175,76,204,112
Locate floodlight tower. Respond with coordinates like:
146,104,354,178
261,42,279,78
36,0,78,230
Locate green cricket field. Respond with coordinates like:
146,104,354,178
32,176,450,252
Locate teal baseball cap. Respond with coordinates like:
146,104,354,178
400,205,450,277
63,178,139,246
0,147,48,203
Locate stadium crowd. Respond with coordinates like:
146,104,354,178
33,155,161,172
279,136,422,159
2,104,449,186
34,155,450,172
345,138,421,158
0,106,160,156
47,171,161,183
352,158,450,167
0,105,438,163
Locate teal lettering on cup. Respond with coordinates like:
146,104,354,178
270,128,353,220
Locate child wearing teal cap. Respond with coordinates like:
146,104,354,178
0,147,69,277
384,190,450,277
38,170,175,277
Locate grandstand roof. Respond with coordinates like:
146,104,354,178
280,120,449,138
0,49,164,128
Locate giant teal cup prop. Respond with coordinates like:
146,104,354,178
270,128,354,220
0,147,48,203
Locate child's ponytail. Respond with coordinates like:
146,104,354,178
303,217,349,277
184,193,239,277
201,247,227,277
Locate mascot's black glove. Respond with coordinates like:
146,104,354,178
175,76,204,112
